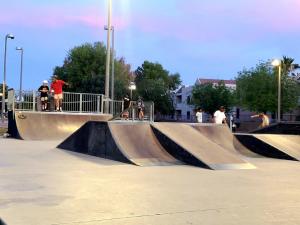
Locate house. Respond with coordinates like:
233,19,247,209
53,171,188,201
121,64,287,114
173,78,236,121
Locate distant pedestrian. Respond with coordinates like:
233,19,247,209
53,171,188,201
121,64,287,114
137,96,145,120
122,94,131,120
38,80,49,111
251,112,270,128
50,75,69,112
196,108,203,123
214,106,226,124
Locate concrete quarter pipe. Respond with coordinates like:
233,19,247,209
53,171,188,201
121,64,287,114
235,134,300,160
11,111,112,140
151,123,255,170
108,122,180,166
58,121,180,166
190,124,260,157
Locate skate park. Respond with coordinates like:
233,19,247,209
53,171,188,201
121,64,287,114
1,91,300,224
1,0,300,224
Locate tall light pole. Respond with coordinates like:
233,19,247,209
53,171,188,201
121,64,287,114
104,25,115,101
272,59,282,123
2,33,14,122
16,47,24,101
104,0,112,113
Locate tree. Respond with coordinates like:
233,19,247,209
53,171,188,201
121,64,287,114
192,82,235,115
53,42,131,100
236,60,299,113
135,61,181,114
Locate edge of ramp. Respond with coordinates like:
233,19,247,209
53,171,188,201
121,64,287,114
235,134,297,161
58,121,132,164
151,123,255,170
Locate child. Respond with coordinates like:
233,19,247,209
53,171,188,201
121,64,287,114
38,80,49,111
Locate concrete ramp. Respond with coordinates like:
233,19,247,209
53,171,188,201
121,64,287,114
152,123,255,170
108,122,180,166
59,121,180,166
235,134,300,160
191,124,259,157
12,111,112,140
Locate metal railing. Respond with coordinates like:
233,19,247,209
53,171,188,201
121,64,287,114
114,101,155,122
10,90,124,116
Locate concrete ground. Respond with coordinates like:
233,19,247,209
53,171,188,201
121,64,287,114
1,138,300,225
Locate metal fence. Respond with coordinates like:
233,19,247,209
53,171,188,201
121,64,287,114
10,90,124,116
115,101,155,122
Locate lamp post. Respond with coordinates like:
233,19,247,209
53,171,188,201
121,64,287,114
104,0,112,113
104,25,115,101
2,33,14,122
129,81,136,99
272,59,282,123
16,47,23,101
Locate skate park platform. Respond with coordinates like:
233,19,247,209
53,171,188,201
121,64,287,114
8,111,112,140
59,121,255,170
235,133,300,161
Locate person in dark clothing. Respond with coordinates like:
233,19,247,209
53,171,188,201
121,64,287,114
137,96,145,120
38,80,50,111
122,94,131,120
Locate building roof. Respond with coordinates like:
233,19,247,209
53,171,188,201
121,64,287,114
196,78,236,85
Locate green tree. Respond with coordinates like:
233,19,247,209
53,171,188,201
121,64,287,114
236,60,299,113
192,82,235,115
53,42,131,99
135,61,181,114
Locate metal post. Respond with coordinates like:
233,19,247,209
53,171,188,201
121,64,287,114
111,27,115,101
32,91,36,111
104,0,112,113
97,95,100,113
111,27,115,114
79,93,83,113
278,65,282,123
19,48,23,100
101,95,104,114
2,35,14,121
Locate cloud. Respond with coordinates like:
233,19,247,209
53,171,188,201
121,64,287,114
0,5,128,30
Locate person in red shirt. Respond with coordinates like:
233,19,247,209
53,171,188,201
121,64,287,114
50,75,69,112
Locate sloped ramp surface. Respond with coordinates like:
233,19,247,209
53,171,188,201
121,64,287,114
152,123,255,170
108,122,180,166
59,121,180,166
235,134,300,160
13,111,112,140
191,124,260,157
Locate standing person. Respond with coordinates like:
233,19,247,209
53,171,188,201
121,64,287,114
196,108,203,123
137,96,145,120
50,75,68,112
122,94,131,120
213,106,227,124
251,112,270,128
38,80,49,111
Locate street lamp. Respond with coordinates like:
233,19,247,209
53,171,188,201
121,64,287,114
104,0,112,113
104,25,115,101
16,47,23,101
272,59,282,123
129,81,136,99
2,33,14,121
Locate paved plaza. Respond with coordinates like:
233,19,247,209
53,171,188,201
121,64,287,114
1,138,300,225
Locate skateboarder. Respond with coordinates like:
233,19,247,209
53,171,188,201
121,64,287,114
251,113,270,128
137,96,145,120
50,75,69,112
122,94,131,120
196,108,203,123
38,80,49,111
213,106,226,124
